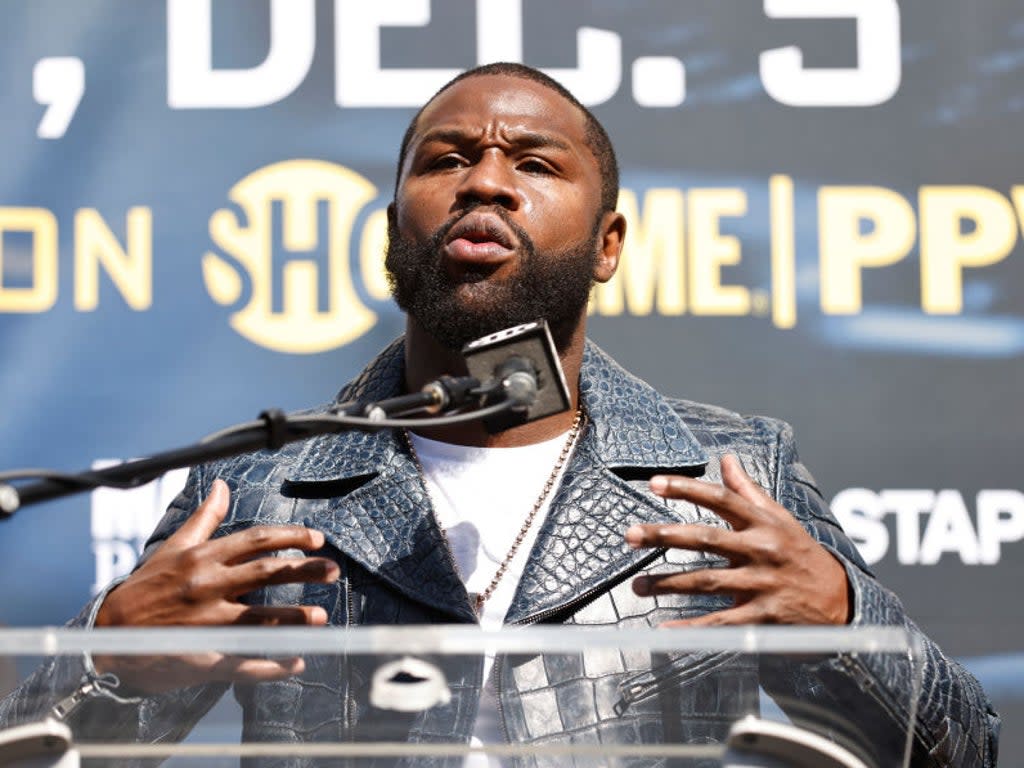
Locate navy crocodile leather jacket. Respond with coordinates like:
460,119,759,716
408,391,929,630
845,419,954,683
1,339,999,766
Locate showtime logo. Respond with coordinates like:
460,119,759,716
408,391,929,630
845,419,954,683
202,160,383,354
831,488,1024,566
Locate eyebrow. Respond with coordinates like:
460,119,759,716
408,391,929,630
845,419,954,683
416,127,574,154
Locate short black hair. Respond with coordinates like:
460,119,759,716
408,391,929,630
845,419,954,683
394,62,619,213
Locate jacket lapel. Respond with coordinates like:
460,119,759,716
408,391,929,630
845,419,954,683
282,339,476,623
279,338,710,626
506,343,710,624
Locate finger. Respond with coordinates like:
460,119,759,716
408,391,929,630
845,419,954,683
721,454,772,505
209,524,328,565
221,556,340,597
158,600,330,627
720,455,801,526
167,479,231,549
659,603,764,628
210,654,306,683
232,604,330,626
632,566,747,598
625,523,748,561
111,653,307,692
180,554,338,603
647,475,760,529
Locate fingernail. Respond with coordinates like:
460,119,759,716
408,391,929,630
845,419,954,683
650,476,668,493
320,561,340,580
633,576,650,596
625,525,644,548
311,607,328,624
209,478,227,500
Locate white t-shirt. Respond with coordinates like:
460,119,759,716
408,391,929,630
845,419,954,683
407,429,578,767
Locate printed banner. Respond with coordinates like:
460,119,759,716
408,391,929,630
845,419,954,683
1,0,1021,749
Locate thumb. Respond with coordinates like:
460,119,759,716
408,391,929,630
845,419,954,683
165,478,231,550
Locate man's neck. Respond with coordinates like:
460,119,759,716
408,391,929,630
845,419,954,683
403,318,585,448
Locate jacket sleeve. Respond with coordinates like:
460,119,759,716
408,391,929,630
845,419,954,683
761,417,1000,768
0,464,229,759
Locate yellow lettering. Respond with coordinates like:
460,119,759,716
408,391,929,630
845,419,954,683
921,186,1017,314
359,207,391,302
1011,186,1024,232
819,187,915,314
770,175,796,329
592,188,685,316
74,207,153,311
688,189,749,315
0,207,58,312
204,161,377,354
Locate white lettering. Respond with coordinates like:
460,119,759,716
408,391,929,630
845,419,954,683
917,490,980,565
760,0,901,107
90,464,189,594
90,472,157,540
632,57,686,108
33,57,85,139
833,488,1022,566
879,490,933,565
92,540,137,595
539,27,622,106
168,0,316,108
335,0,458,108
476,0,523,62
336,0,621,107
157,468,190,512
830,488,889,566
977,490,1024,565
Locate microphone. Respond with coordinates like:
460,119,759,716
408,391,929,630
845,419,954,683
367,320,572,432
460,320,571,433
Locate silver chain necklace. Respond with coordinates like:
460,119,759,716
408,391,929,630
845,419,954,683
403,407,586,616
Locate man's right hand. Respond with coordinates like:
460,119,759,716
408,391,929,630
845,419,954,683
94,479,340,692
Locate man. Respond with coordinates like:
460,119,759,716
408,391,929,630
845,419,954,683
2,63,998,766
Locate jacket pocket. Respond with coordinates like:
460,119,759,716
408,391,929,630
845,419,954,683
614,650,742,715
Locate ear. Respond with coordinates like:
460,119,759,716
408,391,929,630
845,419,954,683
592,210,626,284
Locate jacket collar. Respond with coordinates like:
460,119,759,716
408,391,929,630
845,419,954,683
576,342,709,471
287,337,708,482
283,336,709,621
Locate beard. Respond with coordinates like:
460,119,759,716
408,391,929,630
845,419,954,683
385,208,600,353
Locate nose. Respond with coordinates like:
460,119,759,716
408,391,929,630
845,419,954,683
455,150,520,210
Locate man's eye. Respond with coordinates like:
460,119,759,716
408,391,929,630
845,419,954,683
518,159,554,175
430,155,465,170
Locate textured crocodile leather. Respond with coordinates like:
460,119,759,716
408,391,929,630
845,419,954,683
0,339,999,767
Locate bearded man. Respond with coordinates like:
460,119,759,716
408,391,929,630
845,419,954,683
1,63,998,767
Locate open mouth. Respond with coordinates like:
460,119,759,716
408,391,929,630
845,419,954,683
443,212,518,264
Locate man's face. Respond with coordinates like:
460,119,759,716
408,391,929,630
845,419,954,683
387,74,611,351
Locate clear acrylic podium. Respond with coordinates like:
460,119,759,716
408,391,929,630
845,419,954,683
0,626,920,767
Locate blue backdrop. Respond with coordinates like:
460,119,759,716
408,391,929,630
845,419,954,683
1,0,1021,754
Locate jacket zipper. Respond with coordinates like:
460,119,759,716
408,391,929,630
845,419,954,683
50,680,100,721
492,548,667,749
835,650,931,764
513,548,665,627
615,650,739,714
343,563,357,737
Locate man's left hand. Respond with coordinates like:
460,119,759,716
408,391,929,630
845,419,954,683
626,454,851,626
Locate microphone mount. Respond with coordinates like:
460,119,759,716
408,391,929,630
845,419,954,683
0,320,571,517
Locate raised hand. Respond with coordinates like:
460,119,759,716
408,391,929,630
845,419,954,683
626,455,850,627
94,479,339,691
